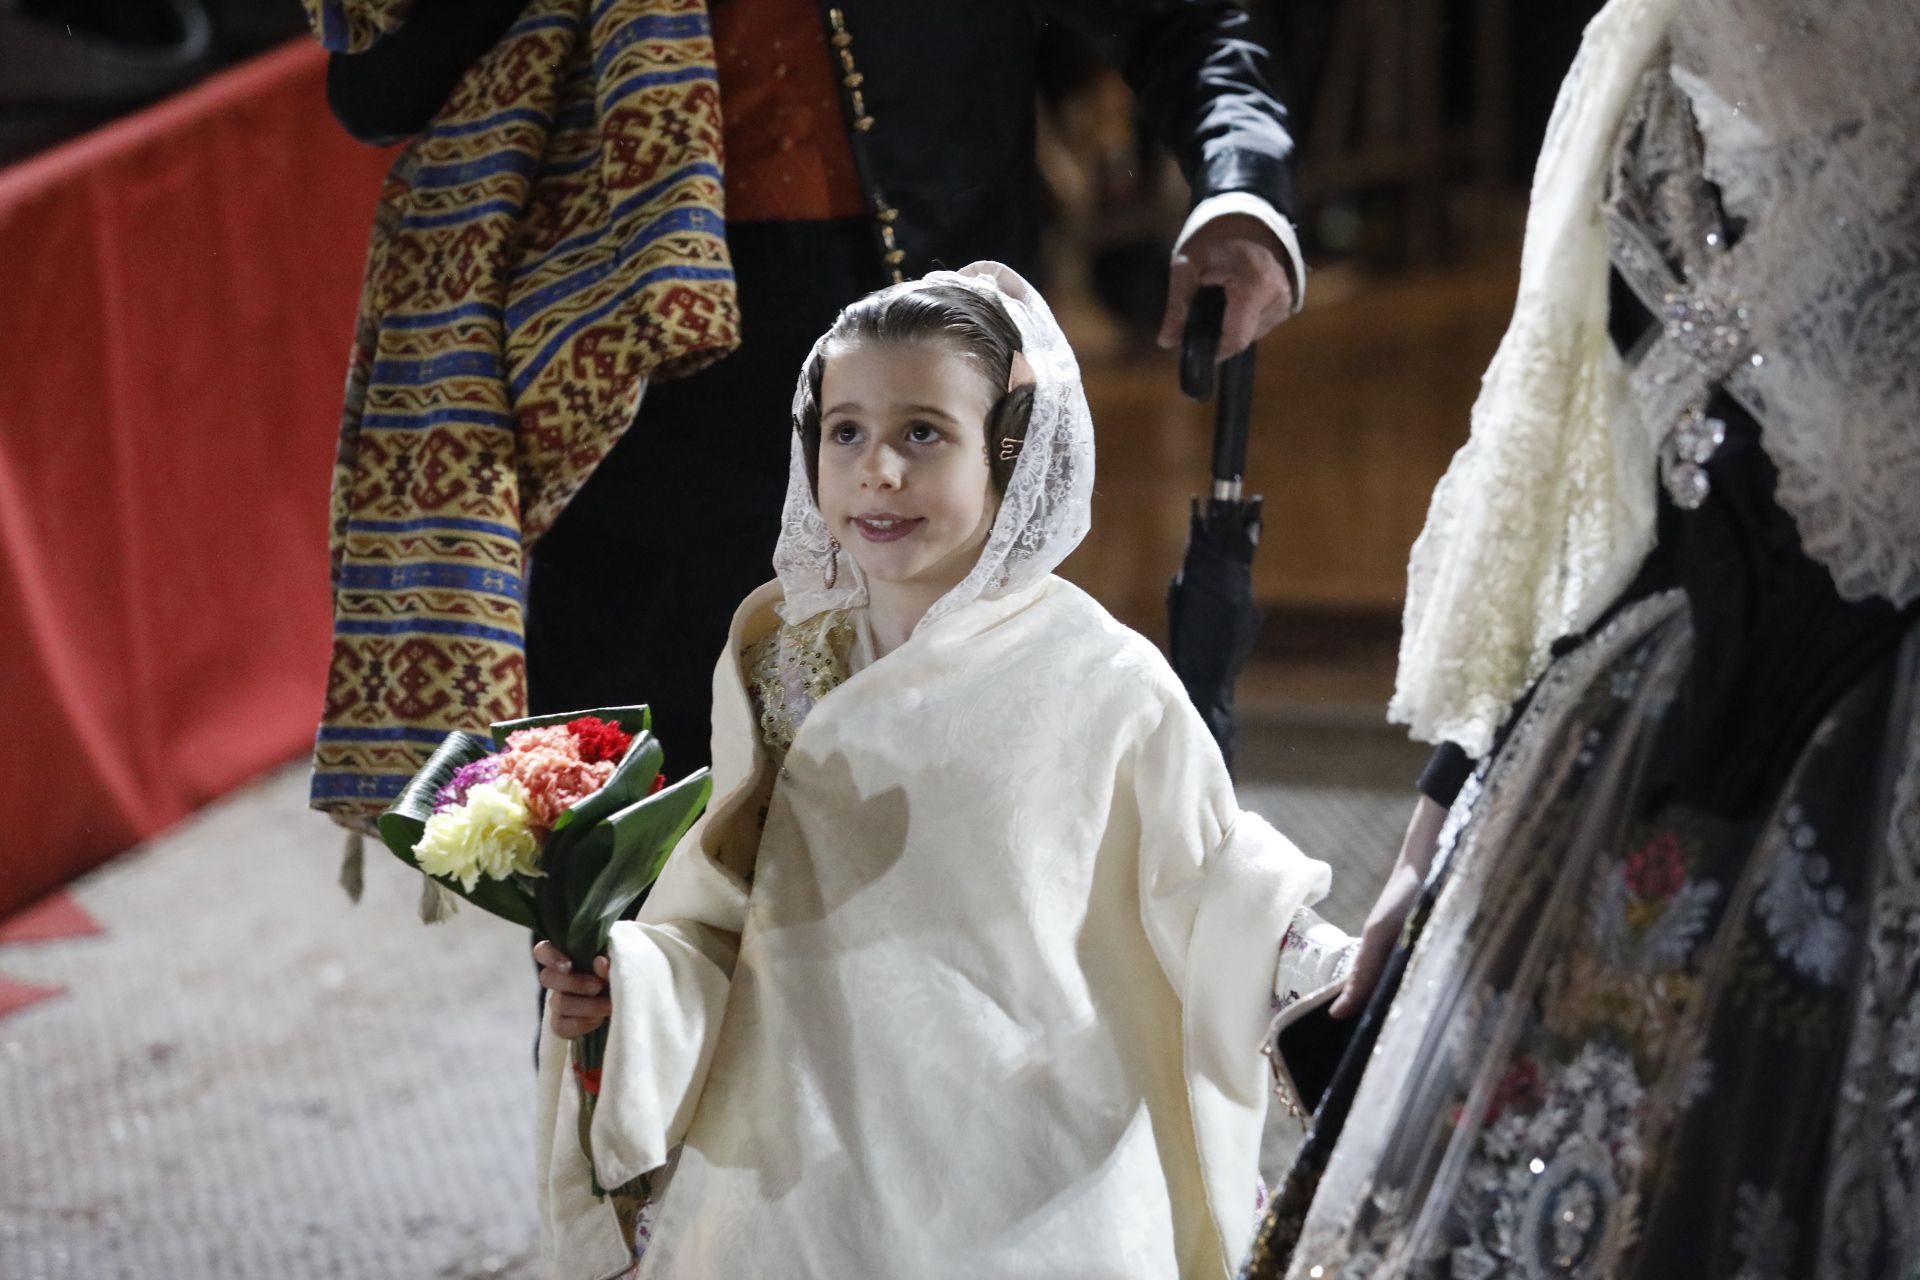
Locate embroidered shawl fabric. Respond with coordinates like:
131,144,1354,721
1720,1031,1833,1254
302,0,739,825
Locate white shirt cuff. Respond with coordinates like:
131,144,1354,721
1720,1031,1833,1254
1173,191,1308,312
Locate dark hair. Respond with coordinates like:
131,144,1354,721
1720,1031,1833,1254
793,282,1036,497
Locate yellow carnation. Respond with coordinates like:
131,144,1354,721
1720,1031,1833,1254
414,776,541,891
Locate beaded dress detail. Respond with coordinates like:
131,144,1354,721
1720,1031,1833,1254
742,610,858,762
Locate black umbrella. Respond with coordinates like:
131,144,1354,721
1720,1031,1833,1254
1167,285,1263,775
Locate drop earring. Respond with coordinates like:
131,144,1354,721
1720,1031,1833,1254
826,535,841,589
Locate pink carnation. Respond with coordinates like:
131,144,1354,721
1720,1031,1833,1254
500,746,615,828
503,724,583,760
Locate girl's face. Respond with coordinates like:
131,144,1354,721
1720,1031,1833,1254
816,339,1000,602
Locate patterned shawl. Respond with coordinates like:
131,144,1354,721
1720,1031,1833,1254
302,0,739,827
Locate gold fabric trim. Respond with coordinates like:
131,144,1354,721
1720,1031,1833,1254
744,610,857,760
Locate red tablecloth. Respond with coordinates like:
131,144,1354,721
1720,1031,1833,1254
0,41,396,920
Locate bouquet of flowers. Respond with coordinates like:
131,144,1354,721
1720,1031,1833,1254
378,705,709,1196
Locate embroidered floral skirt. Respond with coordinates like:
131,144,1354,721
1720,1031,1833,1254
1275,591,1920,1279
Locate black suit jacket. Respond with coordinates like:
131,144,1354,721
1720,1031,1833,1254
326,0,1298,286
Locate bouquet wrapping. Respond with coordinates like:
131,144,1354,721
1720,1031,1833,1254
378,706,710,1199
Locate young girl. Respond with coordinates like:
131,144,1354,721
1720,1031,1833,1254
533,263,1353,1279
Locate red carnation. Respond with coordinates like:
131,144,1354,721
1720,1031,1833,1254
566,716,634,765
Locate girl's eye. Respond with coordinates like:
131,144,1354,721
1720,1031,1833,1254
906,421,942,444
829,421,862,445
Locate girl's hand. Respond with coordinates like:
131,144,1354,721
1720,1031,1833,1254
1328,795,1447,1019
535,939,613,1040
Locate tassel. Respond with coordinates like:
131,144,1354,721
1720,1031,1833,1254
338,832,365,903
418,876,459,924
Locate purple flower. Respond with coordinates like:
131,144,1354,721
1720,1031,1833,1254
433,754,502,813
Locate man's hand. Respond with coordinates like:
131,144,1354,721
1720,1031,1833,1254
1156,212,1296,361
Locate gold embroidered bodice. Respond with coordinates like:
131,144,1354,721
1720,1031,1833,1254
742,609,858,762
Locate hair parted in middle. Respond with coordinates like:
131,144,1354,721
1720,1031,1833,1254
792,281,1036,500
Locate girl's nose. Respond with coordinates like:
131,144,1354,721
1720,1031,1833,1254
858,443,904,490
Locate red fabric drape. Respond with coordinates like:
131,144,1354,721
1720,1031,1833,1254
0,42,396,920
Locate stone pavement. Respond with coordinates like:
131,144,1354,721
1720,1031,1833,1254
0,717,1417,1279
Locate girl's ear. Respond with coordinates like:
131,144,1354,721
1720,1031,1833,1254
985,382,1036,493
1007,350,1036,392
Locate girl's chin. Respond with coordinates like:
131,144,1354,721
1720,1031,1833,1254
845,531,992,596
849,555,927,586
849,553,962,592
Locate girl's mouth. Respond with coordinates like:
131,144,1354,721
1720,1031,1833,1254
852,515,923,543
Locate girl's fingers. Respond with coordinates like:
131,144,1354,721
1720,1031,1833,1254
551,993,613,1021
538,950,613,1037
551,1015,608,1041
538,967,607,996
551,1014,611,1039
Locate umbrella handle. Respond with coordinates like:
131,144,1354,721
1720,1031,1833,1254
1212,347,1255,492
1179,285,1257,493
1179,286,1225,400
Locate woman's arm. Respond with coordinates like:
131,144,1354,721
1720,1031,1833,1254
1328,792,1446,1018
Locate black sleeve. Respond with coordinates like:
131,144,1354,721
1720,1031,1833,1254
324,0,530,144
1416,741,1474,808
1031,0,1298,223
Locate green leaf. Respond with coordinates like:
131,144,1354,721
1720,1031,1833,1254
525,726,666,963
378,731,494,854
552,732,664,837
376,731,539,930
537,822,613,959
570,769,713,958
447,871,540,930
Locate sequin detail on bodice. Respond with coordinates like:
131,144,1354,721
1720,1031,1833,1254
743,610,857,761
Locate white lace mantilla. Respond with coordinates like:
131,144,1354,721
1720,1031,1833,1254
1668,0,1920,610
773,261,1095,629
1392,0,1920,756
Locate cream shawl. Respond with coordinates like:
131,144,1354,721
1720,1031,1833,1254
535,576,1333,1278
1390,0,1680,755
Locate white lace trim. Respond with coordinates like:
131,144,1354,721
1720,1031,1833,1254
772,261,1095,630
1668,0,1920,609
1392,0,1920,757
1389,0,1678,756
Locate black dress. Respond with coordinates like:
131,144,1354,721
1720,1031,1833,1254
1250,44,1920,1280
